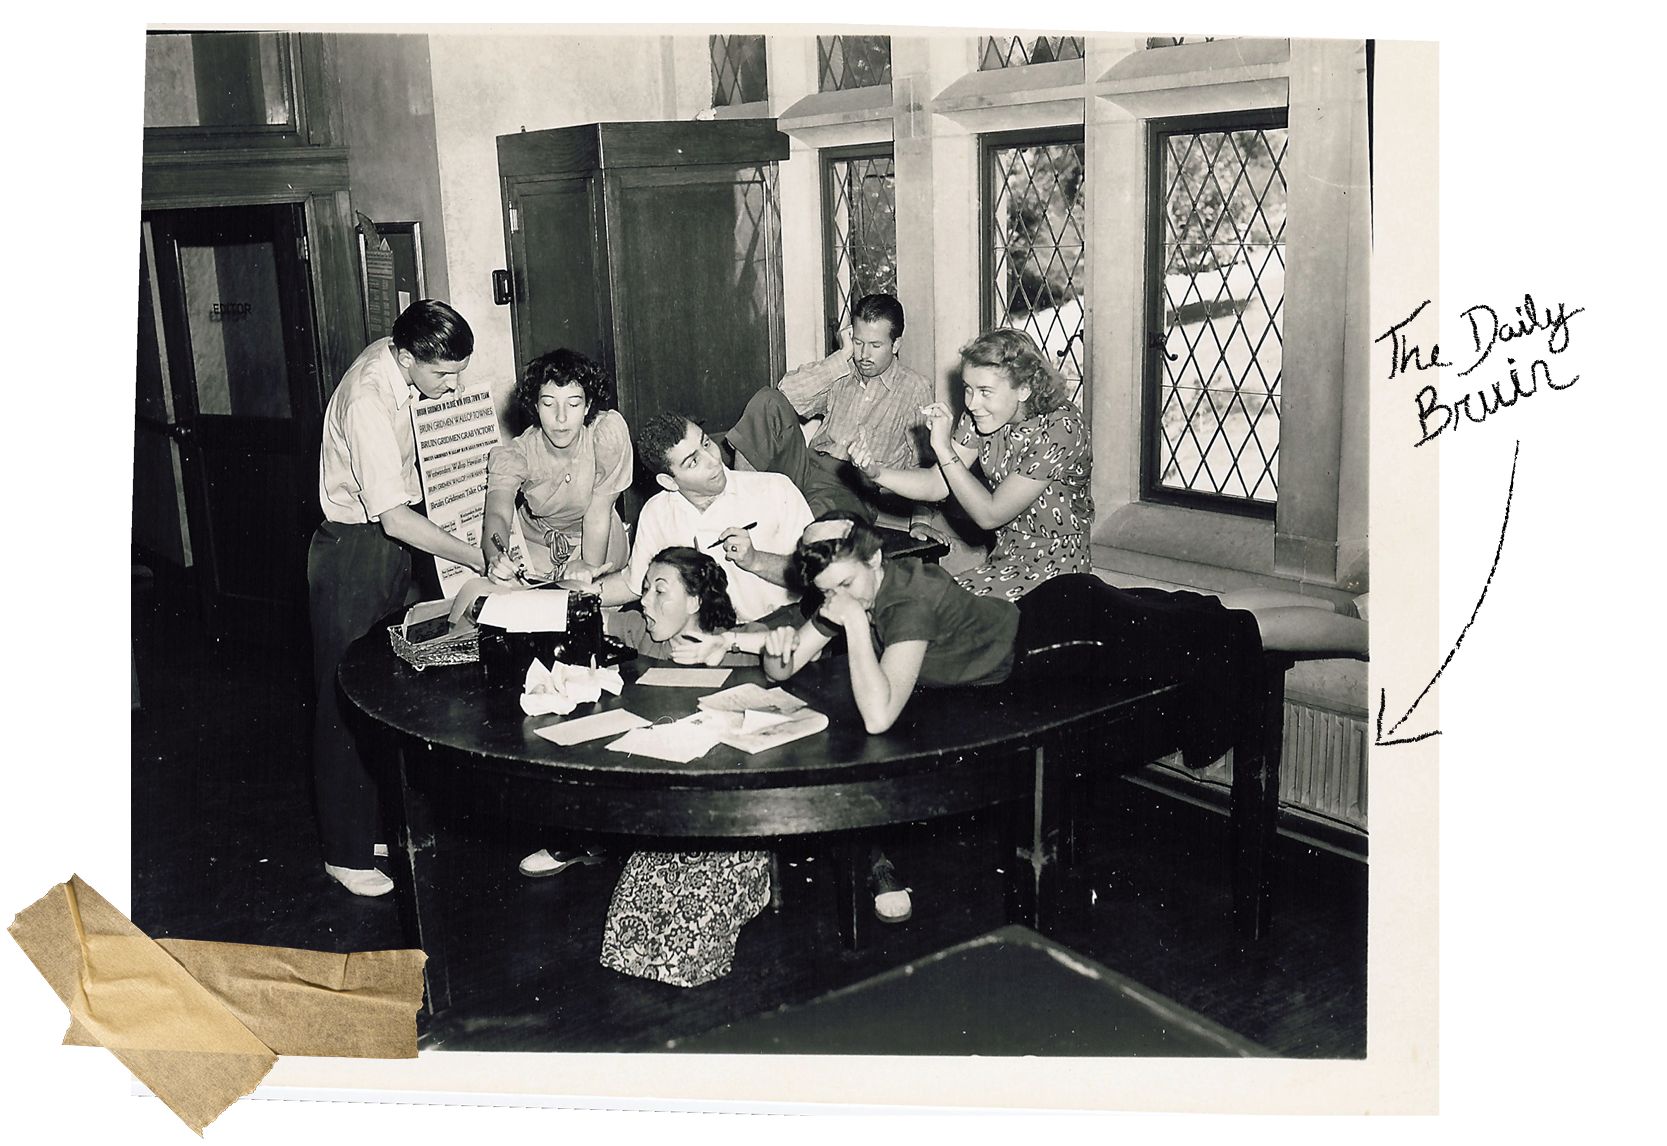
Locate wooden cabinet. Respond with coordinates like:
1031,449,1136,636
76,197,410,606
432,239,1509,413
497,121,790,438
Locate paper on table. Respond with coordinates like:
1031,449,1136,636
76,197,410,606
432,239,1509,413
535,708,650,746
520,658,624,716
606,717,726,763
698,683,808,715
477,588,570,633
636,666,732,688
740,708,793,735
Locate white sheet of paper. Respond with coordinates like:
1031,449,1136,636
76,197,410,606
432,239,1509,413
606,721,724,763
698,683,808,715
534,709,650,746
476,588,570,633
635,667,732,688
739,708,793,735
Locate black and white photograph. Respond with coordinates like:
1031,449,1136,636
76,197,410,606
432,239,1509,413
3,3,1655,1140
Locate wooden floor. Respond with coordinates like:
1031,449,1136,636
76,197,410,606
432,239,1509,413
131,583,1365,1058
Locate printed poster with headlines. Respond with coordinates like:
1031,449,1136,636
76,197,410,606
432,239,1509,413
409,386,529,599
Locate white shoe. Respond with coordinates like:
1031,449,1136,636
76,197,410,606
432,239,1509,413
519,847,605,878
325,863,394,897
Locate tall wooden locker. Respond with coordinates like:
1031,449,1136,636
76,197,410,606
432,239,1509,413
497,120,790,440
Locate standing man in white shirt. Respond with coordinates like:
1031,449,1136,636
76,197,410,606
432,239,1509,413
310,300,507,897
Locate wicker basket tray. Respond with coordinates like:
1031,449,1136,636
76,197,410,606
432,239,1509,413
388,624,479,670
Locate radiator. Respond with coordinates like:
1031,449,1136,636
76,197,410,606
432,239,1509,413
1151,700,1369,832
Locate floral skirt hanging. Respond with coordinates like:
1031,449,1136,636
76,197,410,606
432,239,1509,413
599,850,772,988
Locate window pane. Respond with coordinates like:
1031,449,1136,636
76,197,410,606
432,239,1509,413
978,35,1085,70
817,35,891,92
1152,123,1287,504
145,32,294,129
178,238,294,419
710,34,767,107
823,151,897,350
984,137,1087,409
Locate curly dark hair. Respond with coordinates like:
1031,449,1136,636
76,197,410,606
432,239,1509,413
786,510,884,599
958,328,1071,418
513,348,614,428
646,547,737,634
637,411,699,477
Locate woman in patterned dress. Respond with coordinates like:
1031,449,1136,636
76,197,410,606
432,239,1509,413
852,329,1092,601
482,348,633,584
598,548,773,988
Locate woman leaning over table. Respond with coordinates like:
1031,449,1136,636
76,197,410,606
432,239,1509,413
850,328,1091,601
753,512,1367,926
482,348,632,585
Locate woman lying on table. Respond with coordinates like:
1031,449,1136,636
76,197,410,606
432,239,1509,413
599,547,772,988
850,328,1091,602
751,511,1367,923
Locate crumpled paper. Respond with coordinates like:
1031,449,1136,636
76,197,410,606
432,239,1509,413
520,657,624,716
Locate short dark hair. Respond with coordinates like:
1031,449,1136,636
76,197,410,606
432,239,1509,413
959,328,1071,417
514,349,613,427
787,510,884,598
390,299,474,363
647,547,737,634
852,293,904,341
638,411,698,477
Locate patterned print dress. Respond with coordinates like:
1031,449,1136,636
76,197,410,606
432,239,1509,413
953,402,1094,601
599,851,772,988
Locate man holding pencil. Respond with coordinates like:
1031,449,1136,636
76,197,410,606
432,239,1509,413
569,411,813,630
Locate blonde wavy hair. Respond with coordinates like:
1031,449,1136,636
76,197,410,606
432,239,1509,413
958,328,1071,417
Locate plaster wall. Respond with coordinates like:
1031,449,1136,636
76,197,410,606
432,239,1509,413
336,33,451,304
427,33,697,418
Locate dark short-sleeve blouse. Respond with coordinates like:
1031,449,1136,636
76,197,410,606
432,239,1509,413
867,558,1020,687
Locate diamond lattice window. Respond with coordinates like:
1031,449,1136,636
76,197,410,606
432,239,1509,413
1146,115,1288,508
822,148,897,352
979,35,1084,70
817,36,891,91
982,132,1087,409
1146,35,1217,50
710,35,768,107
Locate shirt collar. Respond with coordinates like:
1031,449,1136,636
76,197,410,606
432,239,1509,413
851,357,902,392
384,343,419,410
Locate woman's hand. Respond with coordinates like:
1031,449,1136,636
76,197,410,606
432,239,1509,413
562,557,609,585
485,551,520,585
671,632,730,666
818,589,868,632
921,402,957,459
763,626,800,664
848,430,881,479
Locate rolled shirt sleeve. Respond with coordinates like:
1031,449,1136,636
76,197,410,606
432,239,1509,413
342,394,420,521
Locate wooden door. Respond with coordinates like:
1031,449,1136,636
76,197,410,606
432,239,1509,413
503,174,611,386
142,204,322,645
603,162,785,435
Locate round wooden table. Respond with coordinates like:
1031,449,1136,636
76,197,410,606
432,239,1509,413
338,628,1264,1016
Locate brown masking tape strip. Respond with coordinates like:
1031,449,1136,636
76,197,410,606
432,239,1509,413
10,875,426,1135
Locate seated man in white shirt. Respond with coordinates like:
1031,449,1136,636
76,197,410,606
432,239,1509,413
515,413,814,880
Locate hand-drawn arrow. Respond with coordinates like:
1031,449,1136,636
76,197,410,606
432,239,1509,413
1375,438,1520,747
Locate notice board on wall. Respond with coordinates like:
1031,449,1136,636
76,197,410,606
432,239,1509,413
357,216,426,340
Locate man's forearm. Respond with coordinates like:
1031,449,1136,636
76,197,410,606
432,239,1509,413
380,504,482,571
739,550,792,587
